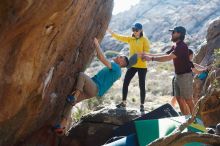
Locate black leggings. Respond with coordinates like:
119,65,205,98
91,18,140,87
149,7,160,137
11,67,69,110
122,67,147,104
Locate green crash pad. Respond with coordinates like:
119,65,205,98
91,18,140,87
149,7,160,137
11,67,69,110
135,116,206,146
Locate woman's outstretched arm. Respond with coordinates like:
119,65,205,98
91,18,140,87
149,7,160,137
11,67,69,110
107,28,131,43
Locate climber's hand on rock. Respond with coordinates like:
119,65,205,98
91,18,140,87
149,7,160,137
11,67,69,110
107,28,113,35
93,37,111,69
207,66,213,72
94,38,100,47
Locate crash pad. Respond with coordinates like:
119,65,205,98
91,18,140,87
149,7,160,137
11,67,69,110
103,134,138,146
114,103,179,137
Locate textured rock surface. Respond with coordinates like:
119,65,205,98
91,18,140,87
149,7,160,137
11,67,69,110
201,69,220,126
0,0,113,145
62,107,140,146
193,17,220,126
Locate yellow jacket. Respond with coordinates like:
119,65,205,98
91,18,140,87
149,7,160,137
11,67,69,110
112,33,150,68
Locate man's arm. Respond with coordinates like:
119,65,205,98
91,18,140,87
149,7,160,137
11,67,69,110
191,67,206,74
142,53,176,62
145,53,167,57
193,63,207,70
94,38,112,69
138,53,170,61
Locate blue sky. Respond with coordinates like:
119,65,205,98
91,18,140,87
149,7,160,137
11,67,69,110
113,0,140,15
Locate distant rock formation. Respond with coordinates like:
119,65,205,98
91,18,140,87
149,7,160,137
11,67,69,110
102,0,220,52
0,0,113,145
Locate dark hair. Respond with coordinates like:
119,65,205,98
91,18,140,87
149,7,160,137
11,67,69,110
188,49,193,56
132,31,143,38
124,56,129,67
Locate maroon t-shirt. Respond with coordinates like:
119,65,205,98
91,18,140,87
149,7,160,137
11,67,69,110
166,41,192,75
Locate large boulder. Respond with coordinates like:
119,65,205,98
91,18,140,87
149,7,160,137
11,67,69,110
62,107,140,146
0,0,113,145
193,17,220,126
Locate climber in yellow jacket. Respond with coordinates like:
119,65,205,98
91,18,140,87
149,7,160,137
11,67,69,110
107,23,150,112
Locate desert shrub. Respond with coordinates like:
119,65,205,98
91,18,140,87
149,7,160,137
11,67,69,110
72,106,90,122
214,48,220,67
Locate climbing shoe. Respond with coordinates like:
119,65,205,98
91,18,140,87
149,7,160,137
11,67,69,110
52,124,66,136
66,95,76,106
116,102,126,108
140,104,145,112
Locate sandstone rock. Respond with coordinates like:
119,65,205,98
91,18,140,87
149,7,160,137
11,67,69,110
193,18,220,127
200,69,220,126
61,107,140,146
0,0,113,145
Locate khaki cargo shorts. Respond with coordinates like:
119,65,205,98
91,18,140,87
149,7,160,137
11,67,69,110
174,72,193,99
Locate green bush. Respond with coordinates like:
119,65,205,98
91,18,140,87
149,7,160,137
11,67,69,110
72,106,90,122
87,97,104,110
214,48,220,67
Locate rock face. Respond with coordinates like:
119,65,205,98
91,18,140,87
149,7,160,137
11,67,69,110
0,0,113,145
22,107,139,146
193,17,220,126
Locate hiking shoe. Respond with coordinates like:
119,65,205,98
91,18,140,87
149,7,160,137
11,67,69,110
66,95,76,106
215,123,220,135
140,104,144,112
116,102,126,108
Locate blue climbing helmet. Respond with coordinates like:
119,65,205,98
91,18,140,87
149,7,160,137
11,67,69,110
132,23,143,31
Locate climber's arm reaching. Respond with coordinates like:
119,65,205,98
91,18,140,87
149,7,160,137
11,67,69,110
193,63,207,70
191,67,207,74
94,38,112,69
107,28,131,43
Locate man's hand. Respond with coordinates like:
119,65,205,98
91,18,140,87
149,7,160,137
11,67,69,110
137,53,147,61
143,55,152,61
137,53,152,61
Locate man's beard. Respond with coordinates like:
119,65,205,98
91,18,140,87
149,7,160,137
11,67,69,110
171,37,179,42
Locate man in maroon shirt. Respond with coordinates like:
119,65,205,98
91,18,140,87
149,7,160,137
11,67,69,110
140,26,194,115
